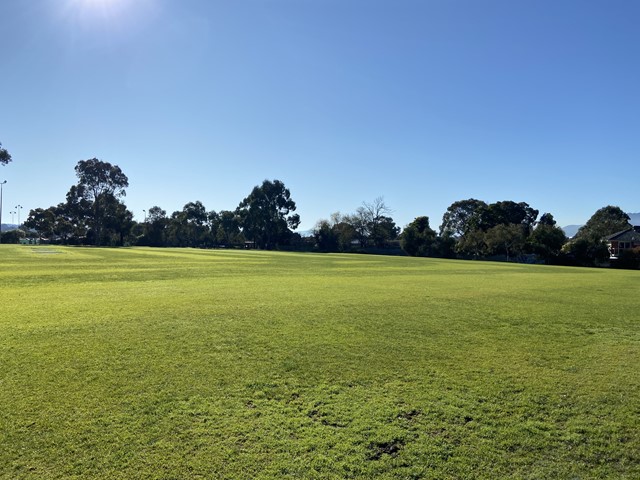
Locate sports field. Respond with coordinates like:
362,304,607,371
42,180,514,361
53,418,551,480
0,245,638,479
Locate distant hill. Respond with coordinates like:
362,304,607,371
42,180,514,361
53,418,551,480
1,224,18,231
562,225,582,238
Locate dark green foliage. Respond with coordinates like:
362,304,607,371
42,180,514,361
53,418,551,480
477,201,539,232
528,214,567,261
24,207,57,239
100,195,135,246
455,227,487,258
312,215,357,252
139,206,168,247
74,159,129,200
212,210,244,245
439,198,487,237
166,201,211,248
564,206,631,265
313,219,339,252
25,160,133,246
400,216,437,256
357,198,398,248
236,179,300,249
0,228,25,243
564,237,610,265
314,199,399,252
73,159,131,245
575,205,630,241
612,247,640,269
443,199,540,260
0,142,12,166
371,216,400,248
333,220,357,251
484,223,527,260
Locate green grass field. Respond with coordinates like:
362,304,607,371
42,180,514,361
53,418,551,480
1,245,638,479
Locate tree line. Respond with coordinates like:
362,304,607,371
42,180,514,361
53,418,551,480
3,155,637,268
19,159,300,250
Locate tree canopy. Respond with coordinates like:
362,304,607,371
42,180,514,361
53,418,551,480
0,142,12,166
575,206,630,241
75,159,129,201
72,159,130,245
439,199,487,237
400,216,437,256
236,179,300,250
19,155,637,268
563,206,631,265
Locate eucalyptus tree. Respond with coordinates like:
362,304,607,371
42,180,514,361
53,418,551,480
236,179,300,249
73,159,129,245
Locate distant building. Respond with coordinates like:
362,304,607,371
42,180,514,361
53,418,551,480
606,226,640,259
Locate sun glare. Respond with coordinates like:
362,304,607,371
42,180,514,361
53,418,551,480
66,0,130,24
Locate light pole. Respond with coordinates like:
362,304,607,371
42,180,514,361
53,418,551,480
10,210,15,224
15,205,23,227
0,180,6,244
143,209,147,223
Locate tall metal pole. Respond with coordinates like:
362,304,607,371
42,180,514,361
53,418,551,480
0,181,6,244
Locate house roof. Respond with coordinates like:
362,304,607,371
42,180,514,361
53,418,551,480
606,226,640,242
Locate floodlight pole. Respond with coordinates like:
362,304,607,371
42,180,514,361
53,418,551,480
143,209,147,223
0,180,6,244
15,204,23,227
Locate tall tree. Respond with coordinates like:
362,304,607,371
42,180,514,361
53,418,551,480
166,201,211,247
328,212,357,252
372,216,400,247
440,199,487,237
100,196,134,246
564,206,630,264
236,179,300,249
400,216,437,256
360,197,394,247
74,159,129,245
143,206,168,246
575,206,630,241
0,142,12,166
455,228,488,258
213,210,243,246
24,208,56,239
527,213,567,261
485,223,527,261
63,184,92,240
313,219,339,252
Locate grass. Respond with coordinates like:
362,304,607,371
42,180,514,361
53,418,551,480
0,245,638,479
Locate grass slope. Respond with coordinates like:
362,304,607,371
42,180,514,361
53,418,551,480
0,246,638,479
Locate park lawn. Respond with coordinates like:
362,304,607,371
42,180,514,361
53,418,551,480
0,245,638,479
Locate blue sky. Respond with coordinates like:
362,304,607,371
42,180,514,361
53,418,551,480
1,0,638,230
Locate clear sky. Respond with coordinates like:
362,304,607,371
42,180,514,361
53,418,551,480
1,0,638,231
